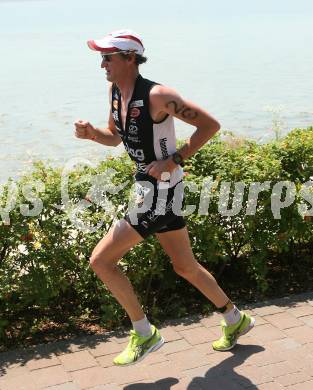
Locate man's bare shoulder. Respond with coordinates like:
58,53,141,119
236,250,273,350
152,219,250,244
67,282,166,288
150,84,180,100
150,84,183,112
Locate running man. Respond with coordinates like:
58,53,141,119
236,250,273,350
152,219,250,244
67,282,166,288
74,29,255,366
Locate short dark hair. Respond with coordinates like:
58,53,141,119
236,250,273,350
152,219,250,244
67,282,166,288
119,52,147,65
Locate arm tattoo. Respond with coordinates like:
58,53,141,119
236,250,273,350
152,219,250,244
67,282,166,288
165,100,198,120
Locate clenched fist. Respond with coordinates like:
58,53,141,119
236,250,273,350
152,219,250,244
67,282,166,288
74,120,95,140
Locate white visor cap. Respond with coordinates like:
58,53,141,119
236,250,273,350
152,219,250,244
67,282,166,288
87,29,144,55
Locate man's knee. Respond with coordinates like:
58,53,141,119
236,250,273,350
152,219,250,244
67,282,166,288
173,259,200,279
89,252,115,273
89,252,101,271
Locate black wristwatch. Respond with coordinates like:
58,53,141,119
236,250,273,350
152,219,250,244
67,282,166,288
171,152,184,166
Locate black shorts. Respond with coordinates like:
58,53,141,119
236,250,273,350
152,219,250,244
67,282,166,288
125,180,186,239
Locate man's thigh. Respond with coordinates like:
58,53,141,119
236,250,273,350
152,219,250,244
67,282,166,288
91,219,144,265
155,227,197,267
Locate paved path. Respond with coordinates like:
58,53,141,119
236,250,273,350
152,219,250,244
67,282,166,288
1,292,313,390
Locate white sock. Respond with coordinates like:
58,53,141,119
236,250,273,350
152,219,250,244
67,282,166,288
132,315,152,337
222,305,241,325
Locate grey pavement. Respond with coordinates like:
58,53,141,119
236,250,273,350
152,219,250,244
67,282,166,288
1,292,313,390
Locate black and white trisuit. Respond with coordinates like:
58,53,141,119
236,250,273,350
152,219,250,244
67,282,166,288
111,74,186,238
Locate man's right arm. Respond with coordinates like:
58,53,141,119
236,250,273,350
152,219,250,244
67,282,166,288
94,114,122,146
74,84,122,147
74,113,122,147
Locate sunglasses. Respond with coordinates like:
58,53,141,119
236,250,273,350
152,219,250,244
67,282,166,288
100,53,115,62
100,51,132,62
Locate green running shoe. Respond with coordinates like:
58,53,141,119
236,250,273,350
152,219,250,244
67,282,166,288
113,325,164,366
212,312,255,351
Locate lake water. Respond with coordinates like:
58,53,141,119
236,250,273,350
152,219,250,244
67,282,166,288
0,0,313,184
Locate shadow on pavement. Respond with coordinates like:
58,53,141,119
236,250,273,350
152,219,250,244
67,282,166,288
189,344,265,389
123,344,265,389
123,378,179,390
0,332,116,377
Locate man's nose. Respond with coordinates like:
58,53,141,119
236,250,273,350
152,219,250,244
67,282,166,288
101,59,107,69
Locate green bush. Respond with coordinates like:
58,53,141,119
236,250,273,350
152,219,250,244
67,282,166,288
1,127,313,345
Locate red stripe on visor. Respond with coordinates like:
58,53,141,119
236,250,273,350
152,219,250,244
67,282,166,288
117,34,144,48
87,40,121,53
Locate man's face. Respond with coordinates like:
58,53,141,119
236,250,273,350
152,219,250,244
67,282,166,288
100,53,128,82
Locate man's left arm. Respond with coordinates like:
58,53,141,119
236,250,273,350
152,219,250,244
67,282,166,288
146,85,220,179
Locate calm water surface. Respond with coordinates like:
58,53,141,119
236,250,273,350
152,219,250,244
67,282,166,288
0,0,312,183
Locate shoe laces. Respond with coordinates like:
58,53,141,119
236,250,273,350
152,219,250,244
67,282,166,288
129,330,140,346
129,330,150,349
220,324,230,339
221,317,242,340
